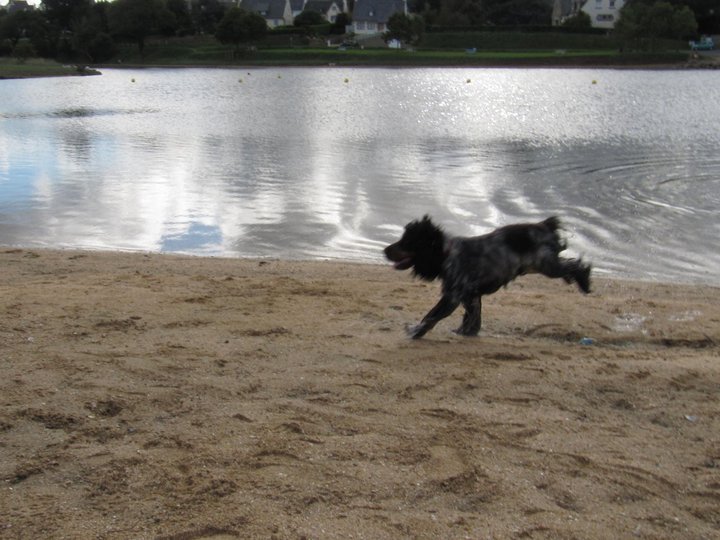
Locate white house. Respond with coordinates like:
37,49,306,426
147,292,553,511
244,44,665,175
304,0,346,23
240,0,294,28
553,0,625,29
242,0,348,27
6,0,33,13
351,0,407,36
581,0,625,29
290,0,306,18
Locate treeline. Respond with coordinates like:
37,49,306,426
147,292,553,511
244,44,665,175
409,0,552,27
0,0,257,62
410,0,717,34
388,0,710,50
0,0,717,64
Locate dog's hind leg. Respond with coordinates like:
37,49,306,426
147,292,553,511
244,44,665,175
455,297,482,336
407,295,459,339
572,261,592,294
537,256,592,294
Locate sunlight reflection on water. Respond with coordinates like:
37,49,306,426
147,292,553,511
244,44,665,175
1,67,719,284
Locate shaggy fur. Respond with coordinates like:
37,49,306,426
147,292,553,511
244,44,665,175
384,216,591,339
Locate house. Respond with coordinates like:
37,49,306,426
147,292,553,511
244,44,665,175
581,0,625,29
241,0,349,27
290,0,306,19
303,0,345,23
552,0,625,29
351,0,407,35
240,0,294,27
6,0,33,13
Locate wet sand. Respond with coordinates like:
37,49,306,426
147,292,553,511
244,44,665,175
1,248,718,539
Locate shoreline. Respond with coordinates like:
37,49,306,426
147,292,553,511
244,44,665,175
2,51,718,79
94,52,717,71
0,59,101,80
3,244,718,288
96,61,709,70
2,247,718,538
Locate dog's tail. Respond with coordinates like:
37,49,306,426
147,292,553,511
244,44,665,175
542,216,561,232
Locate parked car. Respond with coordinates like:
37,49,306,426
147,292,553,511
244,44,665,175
338,39,361,50
689,36,714,51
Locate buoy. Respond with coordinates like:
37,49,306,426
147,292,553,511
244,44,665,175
131,78,135,83
592,80,597,84
466,79,471,83
344,78,349,83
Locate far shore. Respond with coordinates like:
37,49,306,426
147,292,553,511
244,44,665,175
0,58,101,80
2,49,718,79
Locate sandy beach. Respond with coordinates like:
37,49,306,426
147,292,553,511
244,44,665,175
1,248,718,539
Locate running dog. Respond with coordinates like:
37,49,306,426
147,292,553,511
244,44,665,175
384,216,591,339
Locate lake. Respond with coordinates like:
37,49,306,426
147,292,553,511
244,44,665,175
1,67,719,284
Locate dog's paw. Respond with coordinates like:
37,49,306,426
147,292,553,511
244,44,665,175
578,265,592,294
452,328,479,337
405,324,426,340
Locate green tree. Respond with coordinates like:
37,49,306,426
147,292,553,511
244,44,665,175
73,15,116,61
70,2,116,62
671,6,699,39
484,0,552,25
561,10,592,30
434,0,484,26
331,12,350,34
294,10,325,27
623,0,718,34
167,0,194,35
215,7,267,56
0,38,12,56
385,12,424,45
108,0,173,55
191,0,226,34
616,1,697,49
86,31,116,61
0,10,54,57
416,0,557,26
644,1,674,37
13,37,36,62
41,0,93,32
688,0,720,33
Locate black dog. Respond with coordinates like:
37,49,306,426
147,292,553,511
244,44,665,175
384,216,591,339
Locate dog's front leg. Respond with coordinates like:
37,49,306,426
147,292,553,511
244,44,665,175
455,296,482,336
407,295,459,339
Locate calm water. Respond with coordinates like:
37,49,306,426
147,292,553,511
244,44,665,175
1,67,719,284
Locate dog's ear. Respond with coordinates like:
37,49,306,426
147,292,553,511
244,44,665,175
407,215,435,231
421,215,440,233
405,217,421,230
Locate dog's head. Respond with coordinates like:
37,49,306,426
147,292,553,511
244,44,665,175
384,215,446,281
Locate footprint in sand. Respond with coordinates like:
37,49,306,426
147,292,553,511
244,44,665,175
425,445,467,482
